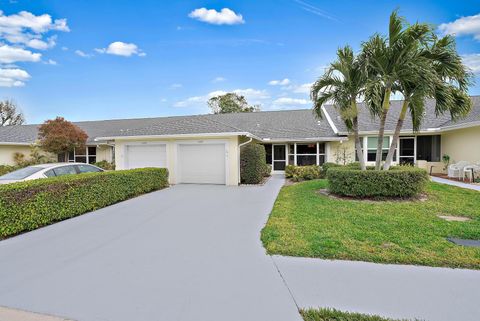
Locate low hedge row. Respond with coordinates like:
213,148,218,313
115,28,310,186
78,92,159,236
0,165,17,176
0,168,169,238
285,165,322,181
327,166,428,198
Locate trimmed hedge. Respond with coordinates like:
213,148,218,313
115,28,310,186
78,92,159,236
241,144,267,184
327,166,428,198
0,165,17,176
285,165,322,181
0,168,169,238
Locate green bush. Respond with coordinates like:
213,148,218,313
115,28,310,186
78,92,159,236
285,165,322,181
93,160,116,170
327,166,428,198
0,168,169,238
240,144,267,184
0,165,17,176
263,164,272,177
320,162,342,178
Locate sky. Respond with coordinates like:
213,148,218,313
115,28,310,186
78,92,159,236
0,0,479,124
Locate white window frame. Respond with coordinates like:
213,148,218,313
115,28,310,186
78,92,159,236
287,142,326,166
398,136,416,164
68,146,97,164
364,136,394,164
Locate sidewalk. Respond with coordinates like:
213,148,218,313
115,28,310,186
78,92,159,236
431,176,480,191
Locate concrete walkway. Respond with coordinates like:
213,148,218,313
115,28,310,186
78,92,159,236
431,176,480,191
0,176,301,321
274,256,480,321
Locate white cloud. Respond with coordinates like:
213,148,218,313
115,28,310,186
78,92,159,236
462,53,480,74
212,76,226,83
0,44,41,63
188,8,245,25
74,49,92,58
44,58,57,65
95,41,145,57
174,88,269,108
291,82,313,94
0,10,69,49
170,83,183,89
0,67,30,87
268,78,290,86
439,14,480,40
273,97,309,106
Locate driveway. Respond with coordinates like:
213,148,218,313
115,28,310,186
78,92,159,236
0,176,302,321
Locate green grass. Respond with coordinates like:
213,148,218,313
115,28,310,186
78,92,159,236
300,308,413,321
261,179,480,269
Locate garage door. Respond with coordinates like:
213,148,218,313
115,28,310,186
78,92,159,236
126,144,166,169
178,143,226,184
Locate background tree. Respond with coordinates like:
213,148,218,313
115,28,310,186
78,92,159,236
38,117,88,157
311,46,367,170
0,100,25,126
208,93,259,114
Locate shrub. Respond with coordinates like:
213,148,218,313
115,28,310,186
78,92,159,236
93,160,116,170
0,168,169,238
320,162,342,178
327,166,428,198
241,144,267,184
285,165,322,181
0,165,17,176
263,164,272,177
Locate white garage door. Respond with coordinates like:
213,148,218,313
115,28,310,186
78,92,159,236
126,144,166,169
178,143,226,184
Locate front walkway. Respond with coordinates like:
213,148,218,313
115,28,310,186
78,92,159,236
274,256,480,321
431,176,480,191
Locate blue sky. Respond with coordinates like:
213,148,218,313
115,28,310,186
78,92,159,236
1,0,479,124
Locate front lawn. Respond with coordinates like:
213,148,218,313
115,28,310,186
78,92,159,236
261,179,480,269
301,308,412,321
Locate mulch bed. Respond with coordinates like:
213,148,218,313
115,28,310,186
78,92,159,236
317,188,428,203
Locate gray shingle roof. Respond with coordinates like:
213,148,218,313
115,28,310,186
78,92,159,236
323,95,480,134
0,109,336,144
0,96,478,144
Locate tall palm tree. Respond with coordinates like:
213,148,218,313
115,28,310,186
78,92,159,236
311,46,367,170
382,35,473,169
361,10,432,170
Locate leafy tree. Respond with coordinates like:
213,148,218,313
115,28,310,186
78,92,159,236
311,46,367,170
0,100,25,126
208,93,259,114
38,117,88,156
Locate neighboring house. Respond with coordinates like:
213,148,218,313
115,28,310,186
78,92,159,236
0,96,479,185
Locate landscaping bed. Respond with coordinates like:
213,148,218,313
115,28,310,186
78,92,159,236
0,168,169,239
301,308,411,321
261,179,480,269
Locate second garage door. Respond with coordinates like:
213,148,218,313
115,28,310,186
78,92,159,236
177,143,226,184
126,144,167,169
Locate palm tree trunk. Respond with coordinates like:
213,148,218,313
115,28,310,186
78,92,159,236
352,117,366,170
375,87,391,170
383,100,409,170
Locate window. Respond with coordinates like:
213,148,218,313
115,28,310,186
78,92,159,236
53,165,77,176
44,169,56,177
287,143,326,166
367,137,390,162
67,146,97,164
417,135,441,162
77,164,102,173
0,166,43,180
264,144,272,164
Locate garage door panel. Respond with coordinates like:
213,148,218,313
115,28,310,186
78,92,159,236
126,144,166,169
178,144,226,185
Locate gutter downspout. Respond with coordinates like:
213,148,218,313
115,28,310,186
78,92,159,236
238,136,253,184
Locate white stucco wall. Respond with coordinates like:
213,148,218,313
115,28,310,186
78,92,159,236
96,145,114,162
441,126,480,164
114,136,240,185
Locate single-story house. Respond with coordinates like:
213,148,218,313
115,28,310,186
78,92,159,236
0,96,479,185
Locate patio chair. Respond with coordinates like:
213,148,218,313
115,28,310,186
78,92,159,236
463,162,480,182
448,161,470,179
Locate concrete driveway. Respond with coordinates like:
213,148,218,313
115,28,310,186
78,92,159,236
0,176,301,321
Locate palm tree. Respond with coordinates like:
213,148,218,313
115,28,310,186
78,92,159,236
311,46,367,170
361,10,432,170
381,36,473,170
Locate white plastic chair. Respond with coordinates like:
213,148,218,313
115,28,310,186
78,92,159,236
448,161,470,179
463,163,480,182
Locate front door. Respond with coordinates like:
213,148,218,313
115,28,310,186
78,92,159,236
399,137,415,165
273,144,287,171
